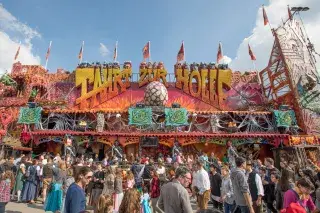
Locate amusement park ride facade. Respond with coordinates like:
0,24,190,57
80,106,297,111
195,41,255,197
0,15,320,166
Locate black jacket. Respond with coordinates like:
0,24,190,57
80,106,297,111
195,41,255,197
210,172,222,197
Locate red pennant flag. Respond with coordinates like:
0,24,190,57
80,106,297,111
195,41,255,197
248,44,256,61
288,5,293,21
217,42,223,64
263,5,269,26
78,41,84,60
113,41,118,61
14,44,20,60
142,41,150,60
45,41,52,60
177,41,185,62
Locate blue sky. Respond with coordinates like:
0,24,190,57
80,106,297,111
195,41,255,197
2,0,296,74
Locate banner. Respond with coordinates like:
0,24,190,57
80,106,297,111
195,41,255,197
129,107,152,126
273,110,298,128
18,107,42,124
165,108,188,126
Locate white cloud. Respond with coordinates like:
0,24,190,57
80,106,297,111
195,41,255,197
221,55,232,65
0,4,41,74
99,43,110,58
231,0,320,72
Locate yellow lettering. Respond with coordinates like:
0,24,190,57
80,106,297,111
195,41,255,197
139,65,168,87
217,69,232,103
200,69,210,103
75,64,132,109
209,68,218,105
189,70,201,97
175,67,190,94
139,68,149,87
75,68,95,97
174,64,231,108
156,68,168,87
93,67,102,90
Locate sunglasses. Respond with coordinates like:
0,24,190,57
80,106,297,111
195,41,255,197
183,176,192,181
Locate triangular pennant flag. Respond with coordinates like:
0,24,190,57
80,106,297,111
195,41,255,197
45,41,52,60
177,41,185,62
248,44,256,61
113,41,118,61
142,41,150,59
14,44,21,60
288,5,293,21
78,46,83,60
217,42,223,64
263,5,269,26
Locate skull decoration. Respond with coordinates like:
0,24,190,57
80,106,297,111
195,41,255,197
144,81,168,106
96,112,105,133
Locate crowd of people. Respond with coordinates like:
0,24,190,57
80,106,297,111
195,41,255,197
0,142,319,213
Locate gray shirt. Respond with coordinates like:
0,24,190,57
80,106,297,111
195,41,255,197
227,146,238,169
158,179,193,213
52,167,66,184
230,168,249,206
221,175,235,205
114,177,123,194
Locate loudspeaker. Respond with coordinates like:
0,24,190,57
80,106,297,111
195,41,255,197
172,103,181,108
141,137,159,147
27,102,36,108
136,103,145,108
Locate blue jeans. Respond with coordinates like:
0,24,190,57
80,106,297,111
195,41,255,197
0,202,7,213
239,206,250,213
224,202,235,213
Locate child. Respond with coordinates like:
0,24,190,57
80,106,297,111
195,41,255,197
140,186,151,213
97,194,113,213
126,171,135,190
0,171,14,212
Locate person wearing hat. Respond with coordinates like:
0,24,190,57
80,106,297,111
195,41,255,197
246,161,264,213
158,166,193,213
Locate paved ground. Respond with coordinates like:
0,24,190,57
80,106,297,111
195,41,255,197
5,199,215,212
5,202,44,213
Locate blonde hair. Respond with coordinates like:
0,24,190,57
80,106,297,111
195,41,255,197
59,161,67,171
116,168,123,178
221,166,230,174
126,171,134,180
118,188,140,213
1,170,14,189
97,194,113,213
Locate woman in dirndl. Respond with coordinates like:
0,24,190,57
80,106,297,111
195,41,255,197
44,161,66,213
21,159,40,203
13,157,26,202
